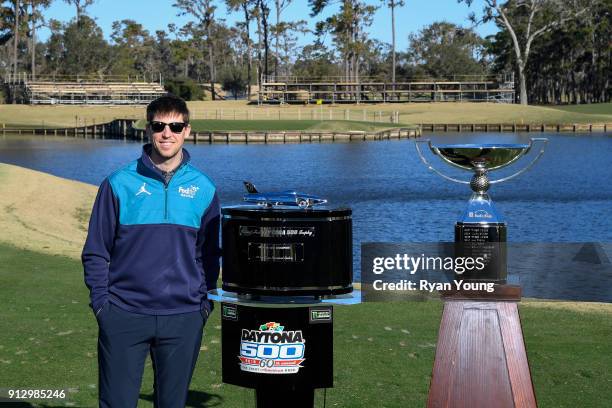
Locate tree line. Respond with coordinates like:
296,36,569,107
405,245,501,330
0,0,609,105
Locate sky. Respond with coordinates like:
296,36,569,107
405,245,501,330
39,0,499,51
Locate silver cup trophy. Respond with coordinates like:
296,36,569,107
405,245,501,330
416,138,548,283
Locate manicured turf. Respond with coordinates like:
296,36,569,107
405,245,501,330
550,102,612,115
1,243,611,407
0,105,144,128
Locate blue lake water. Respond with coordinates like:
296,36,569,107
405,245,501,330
2,132,611,240
1,132,611,284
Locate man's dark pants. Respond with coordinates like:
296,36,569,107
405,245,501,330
96,303,207,408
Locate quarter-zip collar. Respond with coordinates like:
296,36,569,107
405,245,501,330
138,143,191,184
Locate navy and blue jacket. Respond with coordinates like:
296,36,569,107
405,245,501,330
82,145,220,316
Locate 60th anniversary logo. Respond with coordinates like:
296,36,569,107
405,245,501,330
239,322,306,374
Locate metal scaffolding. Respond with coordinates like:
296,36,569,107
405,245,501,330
258,74,515,104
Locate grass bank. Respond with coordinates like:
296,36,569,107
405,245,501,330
0,243,611,407
0,163,96,259
0,102,610,129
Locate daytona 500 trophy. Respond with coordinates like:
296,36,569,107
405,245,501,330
209,182,358,408
415,138,547,408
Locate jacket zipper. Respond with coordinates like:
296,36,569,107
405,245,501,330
164,183,168,220
161,163,184,221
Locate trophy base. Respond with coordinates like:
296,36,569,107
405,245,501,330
455,222,507,283
428,295,536,408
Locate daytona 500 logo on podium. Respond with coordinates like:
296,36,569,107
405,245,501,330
239,322,306,374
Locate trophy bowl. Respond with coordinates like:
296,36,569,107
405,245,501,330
431,143,531,171
415,138,548,204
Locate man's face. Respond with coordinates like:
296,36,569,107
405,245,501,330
148,112,190,161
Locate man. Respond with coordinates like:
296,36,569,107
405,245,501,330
82,95,220,408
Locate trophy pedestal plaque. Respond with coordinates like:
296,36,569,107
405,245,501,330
455,222,507,283
455,222,506,242
219,301,333,407
416,139,547,408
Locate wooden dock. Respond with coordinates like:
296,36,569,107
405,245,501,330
2,119,610,143
0,120,421,143
131,127,421,143
420,123,610,132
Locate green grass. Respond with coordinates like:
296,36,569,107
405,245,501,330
133,119,410,133
0,243,611,407
1,102,610,130
521,307,612,407
550,103,612,115
0,105,144,128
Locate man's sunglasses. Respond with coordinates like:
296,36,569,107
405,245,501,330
149,121,188,134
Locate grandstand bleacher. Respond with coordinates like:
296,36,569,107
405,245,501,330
257,74,516,104
23,81,165,105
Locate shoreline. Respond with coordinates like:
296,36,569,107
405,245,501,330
1,120,422,142
2,120,611,145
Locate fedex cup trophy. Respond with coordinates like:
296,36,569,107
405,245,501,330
416,139,548,285
415,138,548,408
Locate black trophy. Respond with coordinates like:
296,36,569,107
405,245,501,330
209,182,359,408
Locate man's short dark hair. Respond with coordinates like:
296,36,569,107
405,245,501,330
147,94,190,123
